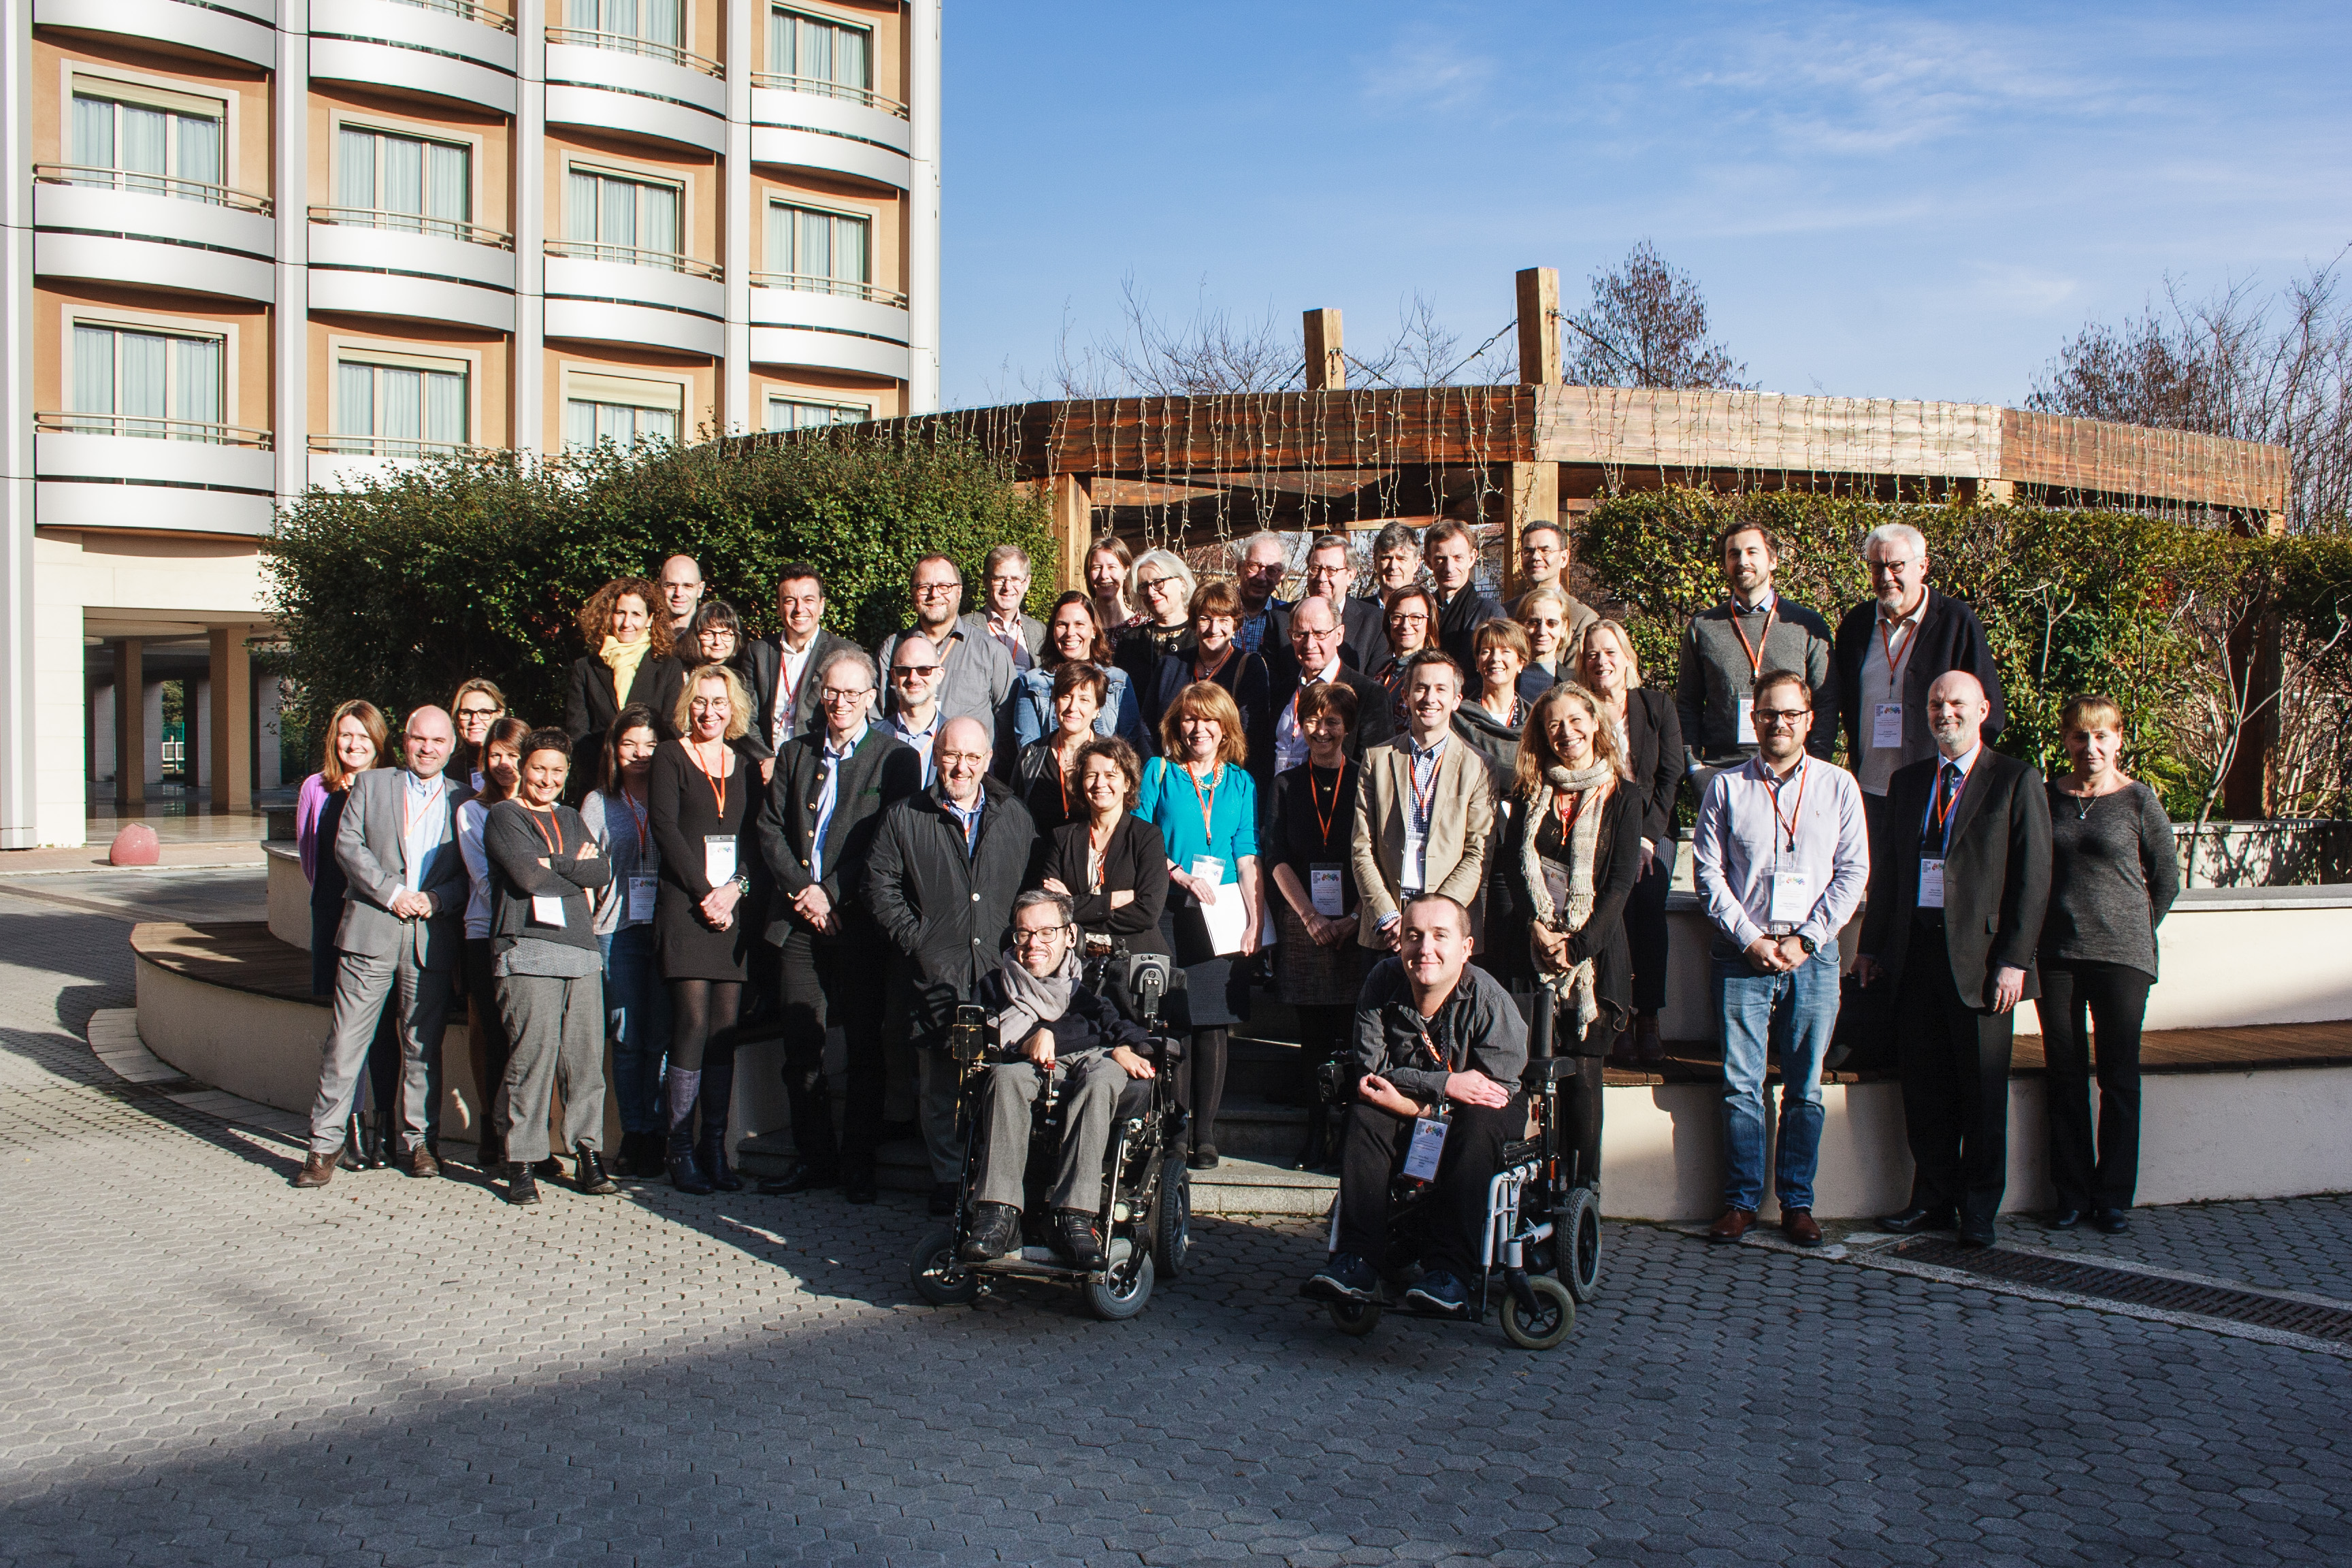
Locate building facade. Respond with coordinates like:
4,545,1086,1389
0,0,941,847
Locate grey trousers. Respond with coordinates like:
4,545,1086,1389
495,973,607,1164
974,1056,1128,1212
306,941,453,1158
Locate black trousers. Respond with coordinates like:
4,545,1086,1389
1335,1096,1525,1280
2040,960,2151,1211
1555,1048,1607,1192
1624,843,1673,1015
1895,921,2014,1224
462,936,514,1159
777,924,889,1169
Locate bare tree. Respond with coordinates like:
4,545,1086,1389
1561,240,1752,391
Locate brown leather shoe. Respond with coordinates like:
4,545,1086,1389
404,1146,440,1179
1781,1207,1823,1247
293,1153,336,1189
1708,1207,1755,1243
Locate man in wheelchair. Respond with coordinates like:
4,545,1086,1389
960,890,1160,1269
1303,892,1529,1316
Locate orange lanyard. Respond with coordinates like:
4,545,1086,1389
1878,610,1920,684
777,644,806,717
1087,822,1112,893
621,788,648,855
1194,644,1234,686
1183,763,1220,845
1552,787,1585,835
1767,758,1810,851
521,802,566,859
399,775,444,841
1727,598,1778,677
1310,766,1342,848
1927,762,1965,848
1056,758,1073,819
687,740,729,819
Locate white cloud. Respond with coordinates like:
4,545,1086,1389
1352,25,1498,112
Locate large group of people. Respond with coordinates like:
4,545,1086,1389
291,517,2175,1292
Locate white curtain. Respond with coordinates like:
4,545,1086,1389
794,208,829,279
564,398,596,449
642,0,679,45
121,104,166,195
836,25,867,88
425,371,466,445
566,171,598,244
640,182,677,257
173,337,220,434
175,113,221,189
381,368,423,442
566,0,600,28
597,177,636,250
119,333,167,431
604,0,637,36
382,135,423,225
336,362,374,442
72,326,114,417
70,97,112,171
638,407,678,442
426,142,468,224
338,129,376,212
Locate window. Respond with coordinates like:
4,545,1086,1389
336,126,472,235
565,372,683,448
765,201,868,294
566,0,682,48
766,396,867,432
332,356,470,455
70,322,222,440
566,168,682,267
68,78,225,200
769,7,870,95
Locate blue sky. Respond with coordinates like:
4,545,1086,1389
936,1,2352,411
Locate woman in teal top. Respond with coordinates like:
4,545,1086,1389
1140,679,1262,1171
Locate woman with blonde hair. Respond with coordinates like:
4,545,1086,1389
564,575,686,768
1493,681,1639,1196
1579,618,1684,1062
1085,534,1138,629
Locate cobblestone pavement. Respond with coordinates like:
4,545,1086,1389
3,876,2350,1567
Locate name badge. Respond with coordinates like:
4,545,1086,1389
1873,702,1904,750
1401,828,1427,894
1919,858,1946,909
704,835,738,887
1190,855,1225,887
627,875,657,922
530,893,567,928
1403,1115,1449,1181
1769,868,1812,927
1310,864,1345,918
1736,697,1757,746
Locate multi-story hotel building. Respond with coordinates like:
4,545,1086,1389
0,0,941,847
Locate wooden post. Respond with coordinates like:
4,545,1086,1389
1050,473,1092,593
1516,267,1560,385
2221,507,2289,819
1501,463,1559,598
1303,308,1345,391
208,625,252,814
113,638,144,808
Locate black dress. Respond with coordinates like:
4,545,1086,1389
1015,737,1086,836
1039,814,1171,957
1269,761,1365,1008
647,738,757,981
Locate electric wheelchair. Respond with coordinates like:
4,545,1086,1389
906,951,1193,1321
1311,996,1601,1350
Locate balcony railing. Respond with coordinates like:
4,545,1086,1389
748,71,907,119
308,206,514,248
749,271,907,308
38,411,274,448
544,238,722,280
545,24,723,78
34,163,272,216
388,0,517,30
308,434,491,461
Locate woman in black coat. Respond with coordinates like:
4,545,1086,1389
564,574,687,771
1142,579,1273,772
1491,681,1642,1195
1581,620,1684,1063
1264,682,1365,1172
1036,737,1171,959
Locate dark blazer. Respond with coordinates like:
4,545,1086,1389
1143,647,1274,774
1338,594,1387,672
1861,747,2054,1011
564,649,686,753
862,777,1039,1040
1620,688,1685,845
755,725,922,944
1433,583,1502,670
1490,785,1642,1051
1265,657,1396,762
1038,813,1171,956
1834,588,2006,774
747,629,858,751
1115,620,1190,691
1014,738,1083,835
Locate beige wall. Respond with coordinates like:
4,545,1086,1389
34,283,274,432
32,35,273,199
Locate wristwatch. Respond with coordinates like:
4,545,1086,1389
1796,934,1818,956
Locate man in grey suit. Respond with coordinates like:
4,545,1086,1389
295,705,469,1188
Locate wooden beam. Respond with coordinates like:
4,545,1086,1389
1502,462,1558,597
1049,473,1092,592
208,625,252,814
1516,267,1560,385
1303,308,1345,391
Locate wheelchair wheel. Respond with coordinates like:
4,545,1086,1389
908,1225,981,1307
1325,1298,1382,1337
1083,1250,1156,1321
1152,1158,1191,1279
1559,1186,1603,1303
1501,1275,1575,1351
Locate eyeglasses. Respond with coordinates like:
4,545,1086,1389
938,749,990,768
1012,926,1071,947
818,686,873,703
985,572,1028,587
1754,708,1812,727
1138,576,1175,593
455,706,501,721
913,581,960,598
893,664,939,679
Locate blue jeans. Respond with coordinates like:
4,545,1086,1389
601,924,672,1134
1716,941,1842,1212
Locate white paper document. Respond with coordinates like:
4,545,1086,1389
1198,883,1250,956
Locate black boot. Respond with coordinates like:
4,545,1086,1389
338,1113,365,1171
698,1060,744,1192
574,1145,618,1195
1292,1102,1330,1172
504,1160,540,1206
665,1066,712,1193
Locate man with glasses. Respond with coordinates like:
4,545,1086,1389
1505,522,1599,659
864,715,1039,1215
959,890,1160,1267
1676,524,1836,811
1692,670,1869,1247
882,635,947,785
960,544,1046,671
755,648,922,1204
1296,531,1387,672
876,553,1017,738
657,555,705,638
1269,593,1392,774
749,563,855,749
1232,530,1292,657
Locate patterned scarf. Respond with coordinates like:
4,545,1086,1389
991,943,1081,1050
1518,760,1616,1043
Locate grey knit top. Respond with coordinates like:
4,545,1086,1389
2040,781,2179,979
1674,595,1836,764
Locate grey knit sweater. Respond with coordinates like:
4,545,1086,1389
1674,595,1836,764
2040,781,2179,979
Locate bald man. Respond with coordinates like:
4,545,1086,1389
659,555,705,636
862,714,1039,1214
297,705,471,1187
1855,671,2051,1247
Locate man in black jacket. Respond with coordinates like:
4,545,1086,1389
864,715,1039,1214
1855,671,2051,1247
1265,593,1394,778
755,648,922,1203
746,563,858,750
1424,519,1501,671
1293,531,1387,670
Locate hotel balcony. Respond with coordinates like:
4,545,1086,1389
32,167,276,303
544,27,726,154
542,240,725,356
34,413,278,537
307,206,517,331
306,433,496,493
309,0,521,115
748,76,913,191
35,0,278,68
747,272,911,381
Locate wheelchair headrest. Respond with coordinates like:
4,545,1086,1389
1089,950,1184,1026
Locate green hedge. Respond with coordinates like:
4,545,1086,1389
263,434,1054,748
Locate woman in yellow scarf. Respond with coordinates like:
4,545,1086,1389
564,575,687,771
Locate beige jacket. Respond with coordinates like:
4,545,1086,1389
1350,731,1495,947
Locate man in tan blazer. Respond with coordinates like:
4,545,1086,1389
1351,653,1494,951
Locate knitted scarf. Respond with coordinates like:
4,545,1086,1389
600,634,652,704
1518,760,1616,1043
991,943,1082,1050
